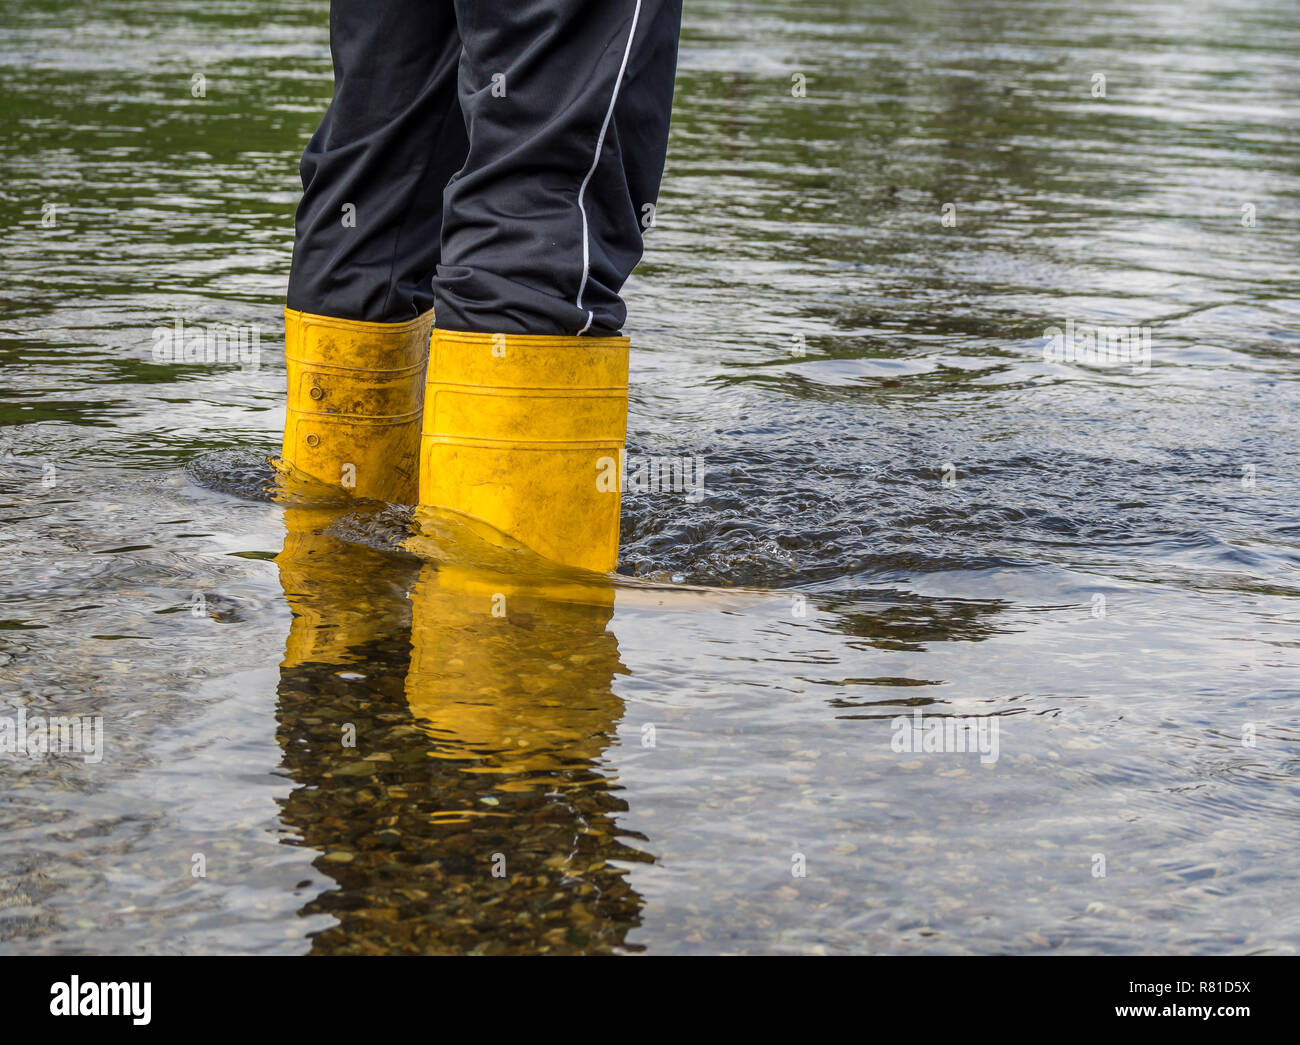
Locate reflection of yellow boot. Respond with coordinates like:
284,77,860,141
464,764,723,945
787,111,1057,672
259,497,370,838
417,331,629,573
282,308,433,505
277,505,416,669
404,562,623,792
398,561,646,953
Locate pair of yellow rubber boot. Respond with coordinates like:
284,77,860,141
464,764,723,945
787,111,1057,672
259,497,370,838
281,308,628,573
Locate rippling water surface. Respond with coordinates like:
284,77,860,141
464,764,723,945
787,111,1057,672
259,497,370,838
2,0,1299,954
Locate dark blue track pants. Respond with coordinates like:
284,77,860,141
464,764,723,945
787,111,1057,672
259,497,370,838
286,0,682,336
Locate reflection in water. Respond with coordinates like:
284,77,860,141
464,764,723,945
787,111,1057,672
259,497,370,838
274,508,646,954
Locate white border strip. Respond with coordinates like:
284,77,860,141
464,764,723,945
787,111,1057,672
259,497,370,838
575,0,643,335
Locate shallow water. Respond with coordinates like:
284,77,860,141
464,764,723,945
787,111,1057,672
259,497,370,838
2,0,1299,954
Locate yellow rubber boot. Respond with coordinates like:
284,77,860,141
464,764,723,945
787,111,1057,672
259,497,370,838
418,330,629,573
282,307,433,505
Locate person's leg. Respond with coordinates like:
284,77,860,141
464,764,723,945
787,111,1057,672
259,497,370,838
282,0,466,505
289,0,467,322
434,0,682,336
418,0,683,572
